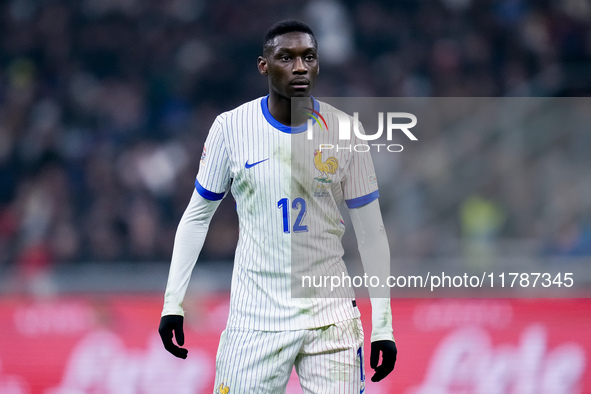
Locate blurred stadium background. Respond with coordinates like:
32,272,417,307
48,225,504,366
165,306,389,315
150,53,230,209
0,0,590,393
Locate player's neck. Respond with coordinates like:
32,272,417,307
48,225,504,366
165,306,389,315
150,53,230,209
267,93,312,127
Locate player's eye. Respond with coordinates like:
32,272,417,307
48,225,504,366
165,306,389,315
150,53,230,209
305,55,316,62
280,55,291,62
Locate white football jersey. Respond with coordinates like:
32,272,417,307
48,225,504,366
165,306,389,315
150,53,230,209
196,96,379,331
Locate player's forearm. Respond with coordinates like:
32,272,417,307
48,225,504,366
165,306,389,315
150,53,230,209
349,199,394,342
162,189,221,316
360,225,394,342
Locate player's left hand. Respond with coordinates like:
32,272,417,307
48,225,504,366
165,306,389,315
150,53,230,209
370,340,397,382
158,315,188,359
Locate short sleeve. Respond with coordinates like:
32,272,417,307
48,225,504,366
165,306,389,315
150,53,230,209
195,118,232,201
342,122,379,208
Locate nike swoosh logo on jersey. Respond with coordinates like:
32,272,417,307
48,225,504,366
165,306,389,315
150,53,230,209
245,158,269,169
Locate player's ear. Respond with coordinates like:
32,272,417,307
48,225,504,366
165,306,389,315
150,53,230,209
316,52,320,75
257,56,268,76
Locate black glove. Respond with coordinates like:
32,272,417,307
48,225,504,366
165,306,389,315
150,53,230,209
158,315,188,359
370,340,397,382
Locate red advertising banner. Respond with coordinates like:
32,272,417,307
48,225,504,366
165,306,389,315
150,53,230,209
0,295,589,393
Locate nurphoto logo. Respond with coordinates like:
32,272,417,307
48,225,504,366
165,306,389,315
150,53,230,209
306,110,418,153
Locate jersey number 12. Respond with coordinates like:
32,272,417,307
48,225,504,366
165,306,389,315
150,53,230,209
277,197,308,233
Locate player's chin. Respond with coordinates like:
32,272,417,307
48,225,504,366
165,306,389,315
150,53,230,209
289,88,311,97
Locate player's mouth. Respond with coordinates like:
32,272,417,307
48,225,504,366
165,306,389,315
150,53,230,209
290,79,310,89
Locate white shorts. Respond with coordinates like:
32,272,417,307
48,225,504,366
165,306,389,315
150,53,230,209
213,318,365,394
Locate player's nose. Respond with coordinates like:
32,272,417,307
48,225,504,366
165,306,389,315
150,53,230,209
293,57,307,73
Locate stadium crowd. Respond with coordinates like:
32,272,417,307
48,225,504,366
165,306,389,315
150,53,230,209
0,0,590,277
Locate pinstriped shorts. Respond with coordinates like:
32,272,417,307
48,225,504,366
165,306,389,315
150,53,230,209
213,317,365,394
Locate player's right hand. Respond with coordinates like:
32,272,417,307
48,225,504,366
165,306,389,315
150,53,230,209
158,315,188,359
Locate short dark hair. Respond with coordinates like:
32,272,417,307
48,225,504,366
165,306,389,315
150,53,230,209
263,19,317,55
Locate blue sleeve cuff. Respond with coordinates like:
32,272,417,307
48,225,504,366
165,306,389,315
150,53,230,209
195,179,226,201
345,190,379,208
